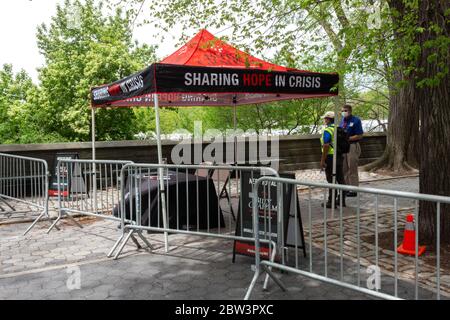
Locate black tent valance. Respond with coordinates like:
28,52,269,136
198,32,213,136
91,64,338,108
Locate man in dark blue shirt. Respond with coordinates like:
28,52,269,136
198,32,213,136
339,105,364,196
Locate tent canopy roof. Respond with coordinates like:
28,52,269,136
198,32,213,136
91,29,339,108
161,29,296,71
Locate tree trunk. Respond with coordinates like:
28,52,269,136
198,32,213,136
364,0,420,172
388,66,420,171
371,68,419,172
417,0,450,245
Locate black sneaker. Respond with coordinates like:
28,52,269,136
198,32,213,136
346,191,358,197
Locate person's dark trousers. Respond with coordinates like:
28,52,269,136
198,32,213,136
325,154,346,205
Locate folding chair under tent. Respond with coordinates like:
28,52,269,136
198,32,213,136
90,29,340,251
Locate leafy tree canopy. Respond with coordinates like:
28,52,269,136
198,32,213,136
0,64,37,143
34,0,157,141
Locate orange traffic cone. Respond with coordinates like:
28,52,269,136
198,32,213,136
397,214,426,256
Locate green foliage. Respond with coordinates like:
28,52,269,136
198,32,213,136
386,0,449,89
0,64,43,144
9,0,439,144
0,0,158,144
34,0,156,142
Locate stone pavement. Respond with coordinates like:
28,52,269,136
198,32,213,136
0,173,441,300
294,168,416,186
297,176,420,222
0,218,378,300
0,244,378,300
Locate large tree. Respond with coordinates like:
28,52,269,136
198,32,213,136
363,0,421,172
415,0,450,244
34,0,156,141
374,0,450,244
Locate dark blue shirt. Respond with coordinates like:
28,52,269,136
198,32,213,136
340,115,363,137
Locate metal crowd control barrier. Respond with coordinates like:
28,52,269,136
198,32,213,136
0,153,49,235
245,177,450,300
109,163,280,294
47,159,133,233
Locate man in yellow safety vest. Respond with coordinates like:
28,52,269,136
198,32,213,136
320,111,346,208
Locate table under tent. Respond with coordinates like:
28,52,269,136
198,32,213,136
90,29,340,249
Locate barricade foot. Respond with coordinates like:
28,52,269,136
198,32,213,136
47,211,83,234
66,213,83,229
130,233,142,250
164,232,169,253
0,197,15,211
23,210,46,236
263,273,270,291
262,263,287,292
113,230,134,260
46,217,61,234
244,270,261,300
108,233,125,258
263,241,278,291
137,231,154,251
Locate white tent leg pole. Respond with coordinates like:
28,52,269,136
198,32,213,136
154,94,169,253
233,104,237,165
233,104,237,131
331,98,340,218
91,107,96,161
91,107,97,212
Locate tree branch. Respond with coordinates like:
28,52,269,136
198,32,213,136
332,0,350,28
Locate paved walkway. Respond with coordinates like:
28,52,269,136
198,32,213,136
0,219,377,300
0,245,377,300
1,173,440,300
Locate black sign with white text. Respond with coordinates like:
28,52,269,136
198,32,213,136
154,64,339,94
233,172,305,261
48,153,86,197
91,63,339,107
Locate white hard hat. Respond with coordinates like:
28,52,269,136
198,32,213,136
321,111,335,119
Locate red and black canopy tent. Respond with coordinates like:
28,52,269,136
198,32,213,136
90,29,339,166
90,29,339,250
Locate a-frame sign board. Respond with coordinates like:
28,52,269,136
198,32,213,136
232,171,306,262
48,153,87,197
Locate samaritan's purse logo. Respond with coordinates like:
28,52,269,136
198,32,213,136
93,75,144,101
92,87,110,100
119,75,144,93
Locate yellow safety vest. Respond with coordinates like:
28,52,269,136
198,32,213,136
320,124,335,156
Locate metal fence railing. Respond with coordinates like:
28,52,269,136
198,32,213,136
0,153,49,235
245,176,450,300
47,159,133,233
109,163,280,295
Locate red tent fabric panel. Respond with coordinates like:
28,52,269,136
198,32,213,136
161,29,293,71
